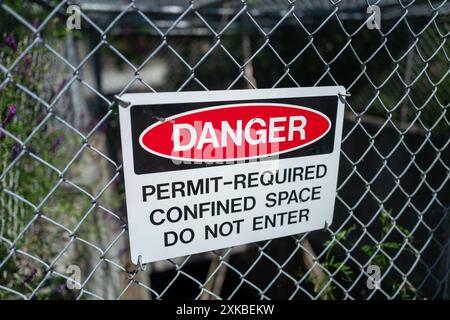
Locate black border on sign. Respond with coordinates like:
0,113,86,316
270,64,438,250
130,96,338,174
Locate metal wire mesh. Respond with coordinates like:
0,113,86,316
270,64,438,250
0,0,449,300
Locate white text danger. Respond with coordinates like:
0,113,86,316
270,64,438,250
172,116,307,151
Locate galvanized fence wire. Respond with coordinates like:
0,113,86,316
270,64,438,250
0,0,449,299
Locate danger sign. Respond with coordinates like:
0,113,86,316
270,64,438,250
118,87,345,264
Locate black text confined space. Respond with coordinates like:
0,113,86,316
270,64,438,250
148,185,322,226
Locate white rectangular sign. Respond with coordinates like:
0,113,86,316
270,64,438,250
118,87,346,264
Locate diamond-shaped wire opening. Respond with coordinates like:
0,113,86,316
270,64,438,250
150,258,211,299
0,247,49,299
1,148,61,207
38,179,95,232
75,205,125,253
78,258,131,299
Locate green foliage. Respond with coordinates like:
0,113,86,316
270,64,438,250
304,210,418,299
305,225,356,299
323,224,357,283
0,1,88,299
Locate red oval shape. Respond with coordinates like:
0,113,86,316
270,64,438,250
139,103,331,162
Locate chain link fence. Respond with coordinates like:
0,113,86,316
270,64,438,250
0,0,449,300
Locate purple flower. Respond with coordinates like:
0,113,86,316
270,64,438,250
98,121,108,133
24,56,31,67
16,57,31,75
27,144,36,155
56,283,66,293
50,135,64,152
32,18,40,29
3,104,16,127
113,174,122,188
11,143,20,160
5,33,17,52
24,268,37,284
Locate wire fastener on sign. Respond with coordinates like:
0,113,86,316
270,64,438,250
114,95,132,108
338,91,351,103
137,255,147,271
338,92,351,97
